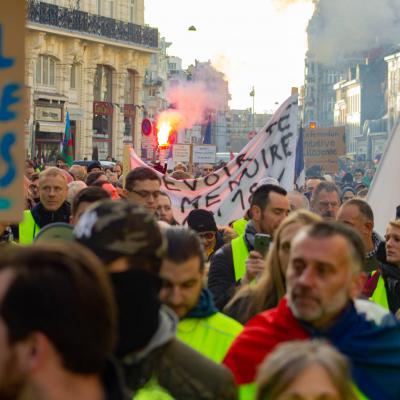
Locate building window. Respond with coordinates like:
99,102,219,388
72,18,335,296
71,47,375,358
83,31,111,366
70,64,79,90
129,0,135,22
35,55,56,87
94,65,113,102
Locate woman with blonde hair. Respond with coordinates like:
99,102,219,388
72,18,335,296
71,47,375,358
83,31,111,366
256,340,358,400
224,209,321,324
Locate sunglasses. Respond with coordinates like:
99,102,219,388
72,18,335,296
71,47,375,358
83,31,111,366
198,232,216,240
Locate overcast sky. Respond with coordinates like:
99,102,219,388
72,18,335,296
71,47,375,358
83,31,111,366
144,0,314,113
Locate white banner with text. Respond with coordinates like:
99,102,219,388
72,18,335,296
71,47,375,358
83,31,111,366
130,95,299,225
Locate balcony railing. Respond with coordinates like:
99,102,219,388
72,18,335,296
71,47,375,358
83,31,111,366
27,0,158,49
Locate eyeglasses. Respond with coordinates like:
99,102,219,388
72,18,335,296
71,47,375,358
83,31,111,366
198,232,216,240
203,168,213,172
318,201,339,208
130,190,161,199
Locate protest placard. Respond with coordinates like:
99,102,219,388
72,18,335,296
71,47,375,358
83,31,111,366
0,1,25,221
173,144,191,163
193,145,217,164
303,127,346,173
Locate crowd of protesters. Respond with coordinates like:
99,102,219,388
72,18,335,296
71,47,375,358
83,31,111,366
1,155,400,399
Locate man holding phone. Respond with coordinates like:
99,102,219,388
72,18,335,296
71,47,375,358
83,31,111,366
208,184,290,309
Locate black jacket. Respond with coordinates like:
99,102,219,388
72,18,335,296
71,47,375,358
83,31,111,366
103,358,131,400
208,243,238,310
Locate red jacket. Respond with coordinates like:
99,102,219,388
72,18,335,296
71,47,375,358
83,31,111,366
223,298,308,384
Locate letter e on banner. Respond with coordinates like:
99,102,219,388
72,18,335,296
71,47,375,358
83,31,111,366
0,1,25,221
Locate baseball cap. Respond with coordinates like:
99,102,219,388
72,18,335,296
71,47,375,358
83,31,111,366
87,160,102,173
187,209,218,233
73,200,166,264
34,222,74,243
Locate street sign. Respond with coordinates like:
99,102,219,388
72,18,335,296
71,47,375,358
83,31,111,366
172,144,191,163
141,118,152,136
0,0,25,221
193,145,217,164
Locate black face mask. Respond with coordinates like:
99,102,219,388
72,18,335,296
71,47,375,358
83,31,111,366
110,269,161,358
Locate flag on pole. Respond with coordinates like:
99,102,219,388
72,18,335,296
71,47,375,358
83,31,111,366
294,126,305,189
61,111,73,167
203,115,212,144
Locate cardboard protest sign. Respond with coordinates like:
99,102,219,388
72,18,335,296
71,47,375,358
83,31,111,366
130,95,299,225
0,1,25,221
303,127,346,173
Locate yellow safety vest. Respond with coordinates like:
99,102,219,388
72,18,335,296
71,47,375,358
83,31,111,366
231,236,249,282
134,377,174,400
18,210,40,245
370,274,389,311
232,218,248,237
177,312,243,363
238,382,368,400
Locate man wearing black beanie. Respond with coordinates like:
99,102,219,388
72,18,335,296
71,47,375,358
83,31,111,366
74,200,237,400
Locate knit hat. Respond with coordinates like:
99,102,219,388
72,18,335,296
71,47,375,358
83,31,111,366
73,200,166,264
87,160,102,173
187,209,218,233
257,177,280,188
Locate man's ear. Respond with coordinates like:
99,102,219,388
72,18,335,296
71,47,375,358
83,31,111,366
16,332,50,373
350,271,367,299
365,220,373,235
250,205,261,222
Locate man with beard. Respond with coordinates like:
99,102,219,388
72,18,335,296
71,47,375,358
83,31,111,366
159,228,243,363
224,222,400,399
208,184,290,309
0,243,127,400
18,167,70,244
311,181,341,220
73,200,237,400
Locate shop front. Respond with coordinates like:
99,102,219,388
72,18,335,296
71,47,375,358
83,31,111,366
93,101,113,160
34,101,66,164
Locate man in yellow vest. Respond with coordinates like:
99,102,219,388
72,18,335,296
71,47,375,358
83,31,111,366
18,167,70,244
208,184,290,309
159,227,243,363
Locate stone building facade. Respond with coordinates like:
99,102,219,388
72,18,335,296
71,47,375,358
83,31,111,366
25,0,158,162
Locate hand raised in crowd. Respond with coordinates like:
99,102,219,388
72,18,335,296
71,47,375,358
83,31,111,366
242,250,265,284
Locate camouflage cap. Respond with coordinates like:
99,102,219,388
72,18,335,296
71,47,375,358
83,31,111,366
73,200,166,264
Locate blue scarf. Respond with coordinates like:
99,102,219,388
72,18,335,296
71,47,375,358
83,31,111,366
303,302,400,399
185,288,218,319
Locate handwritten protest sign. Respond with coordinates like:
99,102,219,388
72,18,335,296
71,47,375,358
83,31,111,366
193,145,217,164
130,95,299,225
0,2,25,221
303,127,346,174
173,144,191,163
